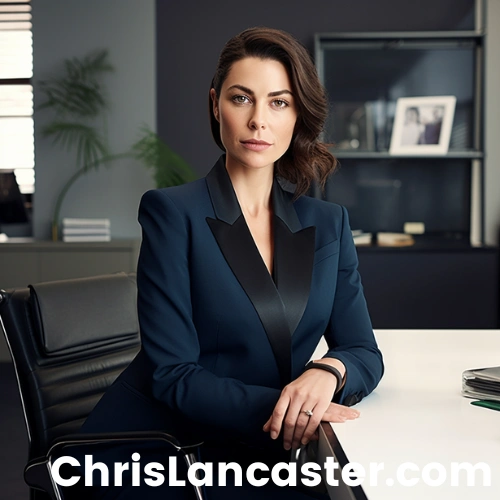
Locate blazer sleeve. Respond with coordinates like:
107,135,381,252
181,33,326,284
322,205,384,406
137,189,281,442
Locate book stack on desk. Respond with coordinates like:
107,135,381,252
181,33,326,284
377,232,415,247
462,366,500,402
351,230,372,246
62,218,111,242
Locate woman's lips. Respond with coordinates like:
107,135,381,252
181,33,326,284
241,140,272,152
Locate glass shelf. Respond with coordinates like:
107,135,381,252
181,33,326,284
332,150,483,160
315,31,483,43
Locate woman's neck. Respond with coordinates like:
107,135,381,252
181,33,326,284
225,161,274,218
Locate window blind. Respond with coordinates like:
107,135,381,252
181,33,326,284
0,0,33,195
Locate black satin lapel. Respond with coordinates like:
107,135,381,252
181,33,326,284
206,215,291,387
205,155,240,225
271,180,316,335
272,179,302,232
273,218,316,335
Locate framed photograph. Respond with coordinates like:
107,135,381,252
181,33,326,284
389,96,456,155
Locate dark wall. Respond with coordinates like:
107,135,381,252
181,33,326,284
156,0,474,176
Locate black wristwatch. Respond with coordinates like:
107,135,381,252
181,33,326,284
304,361,343,394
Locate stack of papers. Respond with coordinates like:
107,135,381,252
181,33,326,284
377,232,414,247
62,218,111,242
351,230,372,246
462,366,500,402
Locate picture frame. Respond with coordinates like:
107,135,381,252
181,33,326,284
389,96,456,155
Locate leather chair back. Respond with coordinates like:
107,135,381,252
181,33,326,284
0,273,140,460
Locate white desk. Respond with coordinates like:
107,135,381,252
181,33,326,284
314,330,500,499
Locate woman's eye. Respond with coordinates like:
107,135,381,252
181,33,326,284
232,95,250,104
273,99,288,109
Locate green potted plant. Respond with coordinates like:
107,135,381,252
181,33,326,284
37,49,196,241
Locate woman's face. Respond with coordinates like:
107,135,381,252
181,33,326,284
210,57,298,172
406,108,418,124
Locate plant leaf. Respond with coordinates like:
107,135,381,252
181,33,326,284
37,49,113,117
40,122,109,169
131,126,197,188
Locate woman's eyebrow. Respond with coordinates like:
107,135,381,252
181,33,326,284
268,89,293,97
227,84,293,97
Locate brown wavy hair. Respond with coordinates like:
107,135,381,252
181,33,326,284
209,26,337,198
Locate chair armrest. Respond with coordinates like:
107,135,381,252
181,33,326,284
24,430,204,499
317,423,368,500
47,430,203,455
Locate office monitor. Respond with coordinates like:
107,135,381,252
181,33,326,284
0,171,29,225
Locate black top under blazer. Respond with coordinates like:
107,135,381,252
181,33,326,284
82,155,384,447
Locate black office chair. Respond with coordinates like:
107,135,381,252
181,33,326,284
0,272,203,500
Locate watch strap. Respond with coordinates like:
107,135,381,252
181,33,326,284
305,361,343,394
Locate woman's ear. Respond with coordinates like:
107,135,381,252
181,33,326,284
210,88,220,122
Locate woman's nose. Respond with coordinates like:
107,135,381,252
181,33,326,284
248,105,266,130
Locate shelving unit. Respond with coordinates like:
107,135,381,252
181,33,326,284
315,29,484,245
313,3,498,329
333,151,483,160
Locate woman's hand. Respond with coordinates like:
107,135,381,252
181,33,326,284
322,402,360,423
262,359,347,450
263,401,360,448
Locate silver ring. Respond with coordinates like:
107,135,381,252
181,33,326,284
303,409,313,417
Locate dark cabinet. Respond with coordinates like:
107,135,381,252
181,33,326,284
357,246,499,329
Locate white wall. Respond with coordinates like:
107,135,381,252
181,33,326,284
32,0,156,240
485,0,500,245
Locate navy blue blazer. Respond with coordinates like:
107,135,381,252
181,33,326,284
82,155,383,446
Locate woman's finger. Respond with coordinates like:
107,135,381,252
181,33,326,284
268,392,291,440
322,402,360,422
262,416,272,433
284,400,315,450
297,398,331,447
291,408,317,449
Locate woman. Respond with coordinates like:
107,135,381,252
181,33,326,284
401,106,424,145
81,27,384,498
